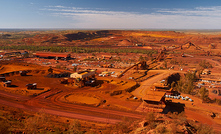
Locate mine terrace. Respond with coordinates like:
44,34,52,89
0,30,221,133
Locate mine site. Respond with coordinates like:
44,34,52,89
0,29,220,133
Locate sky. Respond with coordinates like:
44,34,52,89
1,0,221,29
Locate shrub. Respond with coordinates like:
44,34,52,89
196,124,214,134
169,123,178,134
23,110,51,133
145,112,155,122
0,119,10,134
199,60,213,69
148,122,157,129
68,119,83,134
199,87,209,101
113,117,133,133
215,99,221,105
110,90,122,96
155,124,167,134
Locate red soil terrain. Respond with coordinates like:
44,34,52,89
1,30,221,133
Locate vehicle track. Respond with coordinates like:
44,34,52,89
49,91,143,119
0,88,142,124
0,98,120,124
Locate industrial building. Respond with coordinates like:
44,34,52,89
142,90,166,105
140,89,166,112
34,52,71,60
70,69,96,79
70,69,96,87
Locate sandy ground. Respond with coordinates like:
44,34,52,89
65,93,100,105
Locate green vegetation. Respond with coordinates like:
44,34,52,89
73,66,77,72
164,60,167,69
139,55,144,61
199,60,213,69
0,45,157,54
199,87,209,102
174,72,197,94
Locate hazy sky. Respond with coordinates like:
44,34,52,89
1,0,221,29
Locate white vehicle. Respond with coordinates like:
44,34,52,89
111,75,117,78
128,77,134,80
160,80,165,83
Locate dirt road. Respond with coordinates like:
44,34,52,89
131,70,180,98
0,98,121,124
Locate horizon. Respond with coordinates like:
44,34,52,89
1,28,221,32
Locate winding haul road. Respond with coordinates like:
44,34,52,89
0,89,142,124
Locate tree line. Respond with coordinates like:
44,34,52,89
0,45,157,55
